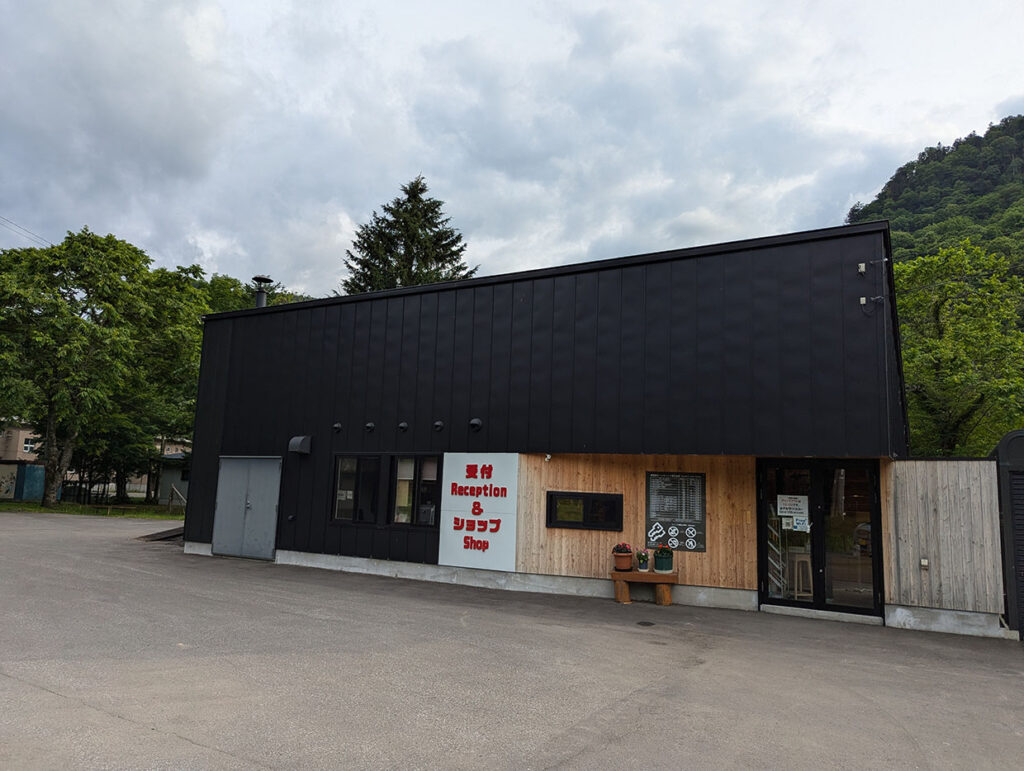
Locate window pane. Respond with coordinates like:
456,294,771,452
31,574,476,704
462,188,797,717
394,458,415,523
824,467,874,608
394,482,413,523
588,499,614,524
334,456,357,520
354,457,380,523
421,457,438,482
416,457,440,525
765,467,811,602
547,491,623,530
555,497,585,522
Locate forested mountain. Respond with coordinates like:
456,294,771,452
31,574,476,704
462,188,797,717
847,115,1024,269
846,115,1024,457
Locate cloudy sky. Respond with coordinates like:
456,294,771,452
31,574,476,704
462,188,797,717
3,1,1023,295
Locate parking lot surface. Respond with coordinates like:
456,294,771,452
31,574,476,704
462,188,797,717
1,511,1021,769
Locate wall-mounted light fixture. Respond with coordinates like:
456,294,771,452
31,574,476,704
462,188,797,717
332,422,343,433
398,421,409,432
433,420,445,432
469,418,483,432
364,422,375,433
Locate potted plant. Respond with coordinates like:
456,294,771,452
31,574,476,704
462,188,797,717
635,548,650,572
612,542,633,571
653,543,674,573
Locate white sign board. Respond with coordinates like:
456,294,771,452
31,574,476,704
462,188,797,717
777,495,810,533
777,494,808,518
438,453,519,572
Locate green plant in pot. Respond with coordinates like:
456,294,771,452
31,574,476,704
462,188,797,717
653,543,674,573
635,548,650,572
612,542,633,571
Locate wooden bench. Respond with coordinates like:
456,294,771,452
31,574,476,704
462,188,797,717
610,570,678,606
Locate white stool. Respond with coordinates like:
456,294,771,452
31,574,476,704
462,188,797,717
789,553,813,600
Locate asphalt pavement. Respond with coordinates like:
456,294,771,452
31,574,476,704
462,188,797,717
1,511,1021,770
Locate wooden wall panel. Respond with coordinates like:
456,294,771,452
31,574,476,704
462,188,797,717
884,460,1003,613
879,458,895,604
516,454,757,588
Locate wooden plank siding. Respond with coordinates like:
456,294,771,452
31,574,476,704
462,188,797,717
515,454,757,588
884,460,1003,614
879,459,895,605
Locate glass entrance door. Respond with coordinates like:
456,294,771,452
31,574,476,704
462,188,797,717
822,466,876,609
758,460,881,615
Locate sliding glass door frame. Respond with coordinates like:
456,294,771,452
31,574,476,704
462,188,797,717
756,458,884,617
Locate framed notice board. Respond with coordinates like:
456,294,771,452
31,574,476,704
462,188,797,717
645,472,706,552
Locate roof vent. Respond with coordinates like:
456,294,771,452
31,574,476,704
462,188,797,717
252,275,272,308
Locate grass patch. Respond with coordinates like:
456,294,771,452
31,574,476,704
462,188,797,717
0,500,184,520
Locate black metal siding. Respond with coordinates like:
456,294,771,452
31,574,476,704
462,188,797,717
995,429,1024,635
184,223,909,548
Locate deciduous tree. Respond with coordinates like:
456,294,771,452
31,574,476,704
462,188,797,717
0,230,151,504
0,230,207,505
895,241,1024,455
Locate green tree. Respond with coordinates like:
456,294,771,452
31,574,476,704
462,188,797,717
0,229,152,505
0,230,207,506
129,265,207,501
341,176,477,294
895,241,1024,455
199,273,312,313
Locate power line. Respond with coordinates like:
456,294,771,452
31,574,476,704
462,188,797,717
0,215,52,248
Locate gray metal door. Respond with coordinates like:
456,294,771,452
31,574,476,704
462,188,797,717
212,456,281,560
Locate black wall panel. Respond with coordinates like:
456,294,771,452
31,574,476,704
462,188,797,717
642,262,671,453
487,283,514,452
571,272,598,453
469,285,494,451
185,223,909,548
617,266,645,454
594,271,622,451
507,281,533,450
183,320,231,543
668,259,697,451
692,255,722,454
528,280,554,451
549,275,576,453
414,293,438,451
431,291,457,453
748,253,780,453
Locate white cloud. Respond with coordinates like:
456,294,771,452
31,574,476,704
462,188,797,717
2,0,1023,295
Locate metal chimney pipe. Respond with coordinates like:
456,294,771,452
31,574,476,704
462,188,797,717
252,275,272,308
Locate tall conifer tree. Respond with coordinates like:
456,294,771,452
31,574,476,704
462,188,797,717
341,176,477,294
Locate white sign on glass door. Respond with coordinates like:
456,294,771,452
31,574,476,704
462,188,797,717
777,494,808,518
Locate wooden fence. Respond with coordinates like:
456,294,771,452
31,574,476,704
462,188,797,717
884,459,1003,614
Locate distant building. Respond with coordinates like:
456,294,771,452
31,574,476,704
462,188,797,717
158,451,190,506
0,424,40,462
